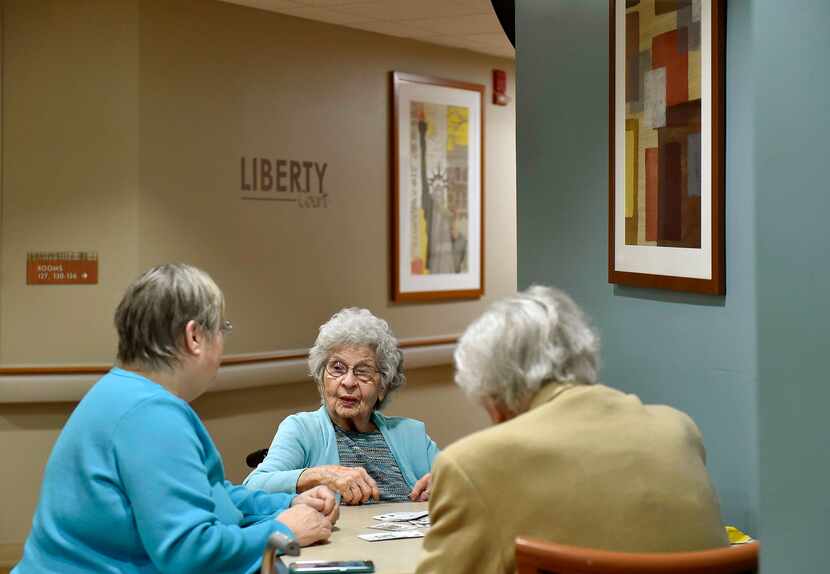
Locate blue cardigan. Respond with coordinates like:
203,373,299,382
244,405,440,494
14,368,294,574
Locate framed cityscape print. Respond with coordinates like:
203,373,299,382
609,0,725,294
391,72,485,302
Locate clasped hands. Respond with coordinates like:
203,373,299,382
276,485,339,546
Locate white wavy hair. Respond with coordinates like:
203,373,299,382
308,308,405,410
454,285,600,412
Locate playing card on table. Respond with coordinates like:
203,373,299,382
368,521,418,531
372,511,429,522
358,530,426,542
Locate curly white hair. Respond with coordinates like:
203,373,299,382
308,308,405,410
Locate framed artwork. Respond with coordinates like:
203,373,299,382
391,72,485,302
609,0,725,294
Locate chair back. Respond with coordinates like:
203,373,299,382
515,538,759,574
246,448,269,469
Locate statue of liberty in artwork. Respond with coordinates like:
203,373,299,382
411,102,469,276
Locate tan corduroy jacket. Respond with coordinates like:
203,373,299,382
416,383,728,574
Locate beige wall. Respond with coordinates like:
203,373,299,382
137,0,516,353
1,0,140,364
0,0,513,547
1,0,516,364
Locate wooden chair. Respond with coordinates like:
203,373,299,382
515,538,759,574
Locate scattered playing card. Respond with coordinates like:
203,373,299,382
372,511,429,522
358,530,426,542
409,517,431,526
368,521,418,531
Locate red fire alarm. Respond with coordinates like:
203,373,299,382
493,69,509,106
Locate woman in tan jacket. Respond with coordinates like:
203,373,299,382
416,286,727,574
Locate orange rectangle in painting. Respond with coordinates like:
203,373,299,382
26,252,98,285
645,148,659,242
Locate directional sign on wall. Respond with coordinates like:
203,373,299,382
26,251,98,285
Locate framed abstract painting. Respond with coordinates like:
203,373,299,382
391,72,485,302
609,0,726,294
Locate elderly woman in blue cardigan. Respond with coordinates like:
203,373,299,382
14,264,337,574
245,308,439,505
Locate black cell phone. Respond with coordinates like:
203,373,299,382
287,560,375,573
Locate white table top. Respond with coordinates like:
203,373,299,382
285,501,428,574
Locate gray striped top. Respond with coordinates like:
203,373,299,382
334,425,410,503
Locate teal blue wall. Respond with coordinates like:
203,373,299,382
753,1,830,571
515,0,759,533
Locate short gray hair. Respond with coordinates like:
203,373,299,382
114,263,224,372
454,285,600,412
308,308,405,410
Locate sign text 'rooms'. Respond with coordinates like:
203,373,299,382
241,157,327,194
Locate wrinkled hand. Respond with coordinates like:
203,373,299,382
310,465,380,505
276,504,332,547
409,472,432,502
292,485,340,524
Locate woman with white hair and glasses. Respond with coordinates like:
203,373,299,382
245,308,439,505
14,264,337,574
416,285,727,574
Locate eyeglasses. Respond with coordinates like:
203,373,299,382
219,320,233,335
325,359,379,383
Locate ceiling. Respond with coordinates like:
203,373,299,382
219,0,515,59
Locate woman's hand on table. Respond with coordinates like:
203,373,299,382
409,472,432,502
292,485,340,524
299,465,380,505
276,504,332,546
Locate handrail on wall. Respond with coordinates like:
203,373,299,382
0,336,457,375
0,336,459,403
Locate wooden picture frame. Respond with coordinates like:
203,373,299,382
609,0,725,294
391,72,485,302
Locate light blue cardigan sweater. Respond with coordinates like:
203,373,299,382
244,405,440,494
14,368,294,574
